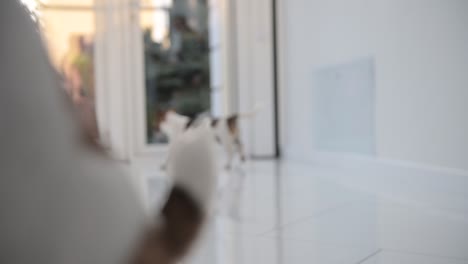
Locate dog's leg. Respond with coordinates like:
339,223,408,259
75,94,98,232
160,139,175,171
225,157,233,170
224,142,235,170
234,137,246,163
160,144,172,171
159,122,173,171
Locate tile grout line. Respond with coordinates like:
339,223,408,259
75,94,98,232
382,248,468,262
354,249,382,264
256,198,369,237
255,201,352,236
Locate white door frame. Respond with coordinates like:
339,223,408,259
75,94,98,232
235,0,276,158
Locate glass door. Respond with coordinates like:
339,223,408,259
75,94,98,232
138,0,212,144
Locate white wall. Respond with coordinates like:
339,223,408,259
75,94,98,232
280,0,468,170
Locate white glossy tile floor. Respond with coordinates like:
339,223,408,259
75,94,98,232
144,160,468,264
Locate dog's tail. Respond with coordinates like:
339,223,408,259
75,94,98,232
237,102,266,119
131,119,216,264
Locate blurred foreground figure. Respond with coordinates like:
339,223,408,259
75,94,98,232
0,1,216,263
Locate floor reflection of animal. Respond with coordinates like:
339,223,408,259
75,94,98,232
160,105,263,170
1,2,216,264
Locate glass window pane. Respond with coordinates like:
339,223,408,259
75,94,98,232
40,10,95,102
142,0,211,144
40,10,95,67
37,8,98,140
38,0,95,7
140,0,173,7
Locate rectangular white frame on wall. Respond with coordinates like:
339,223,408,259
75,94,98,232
312,58,376,156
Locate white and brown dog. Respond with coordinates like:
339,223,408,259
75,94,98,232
160,105,263,170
